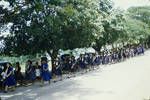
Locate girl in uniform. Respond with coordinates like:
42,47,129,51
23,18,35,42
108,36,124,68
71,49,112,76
4,63,16,93
35,62,41,80
0,65,4,92
25,60,36,84
15,62,24,86
140,45,145,54
41,58,51,86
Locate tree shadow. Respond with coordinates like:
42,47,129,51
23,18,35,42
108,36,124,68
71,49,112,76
0,77,115,100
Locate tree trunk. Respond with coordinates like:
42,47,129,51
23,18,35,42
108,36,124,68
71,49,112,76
104,45,107,50
112,44,115,49
122,41,125,47
47,50,58,76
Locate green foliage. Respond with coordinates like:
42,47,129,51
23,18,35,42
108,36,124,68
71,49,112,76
124,17,150,43
127,6,150,27
1,0,103,58
0,55,35,64
125,6,150,44
99,0,114,16
1,0,150,58
94,7,126,51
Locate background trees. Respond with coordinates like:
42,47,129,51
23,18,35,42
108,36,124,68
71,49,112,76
127,6,150,47
0,0,104,69
0,0,150,62
94,0,126,51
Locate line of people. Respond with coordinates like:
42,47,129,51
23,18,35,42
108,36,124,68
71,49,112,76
0,44,145,93
0,58,51,93
52,44,145,75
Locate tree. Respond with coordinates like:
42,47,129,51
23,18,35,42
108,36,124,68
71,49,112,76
1,0,103,71
127,6,150,27
94,3,126,51
126,6,150,46
0,3,11,34
99,0,113,16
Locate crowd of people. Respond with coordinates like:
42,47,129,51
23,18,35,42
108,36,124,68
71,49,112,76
0,58,52,93
52,44,145,74
0,44,145,93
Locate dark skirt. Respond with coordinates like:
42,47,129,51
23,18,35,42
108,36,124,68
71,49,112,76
41,71,51,81
79,62,86,69
4,75,16,86
25,71,36,81
0,79,3,88
15,72,24,81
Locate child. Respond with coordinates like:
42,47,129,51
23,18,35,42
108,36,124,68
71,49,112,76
3,63,16,93
53,59,63,82
15,62,24,86
0,66,4,92
25,60,36,84
35,62,41,80
41,57,51,86
0,70,7,92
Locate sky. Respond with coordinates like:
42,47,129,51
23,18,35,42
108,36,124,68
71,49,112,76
113,0,150,9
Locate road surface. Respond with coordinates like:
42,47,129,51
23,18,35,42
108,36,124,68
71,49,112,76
1,50,150,100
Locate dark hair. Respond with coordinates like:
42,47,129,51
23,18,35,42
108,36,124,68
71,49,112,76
16,62,20,67
16,62,20,65
27,60,32,64
41,57,47,62
6,63,12,69
36,62,39,65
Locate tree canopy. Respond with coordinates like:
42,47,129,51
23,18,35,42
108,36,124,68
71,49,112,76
0,0,150,58
125,6,150,45
1,0,103,57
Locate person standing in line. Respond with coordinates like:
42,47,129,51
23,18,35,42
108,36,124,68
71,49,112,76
0,65,4,92
4,63,16,93
140,44,145,54
14,62,24,86
25,60,36,84
35,62,41,80
41,57,51,86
